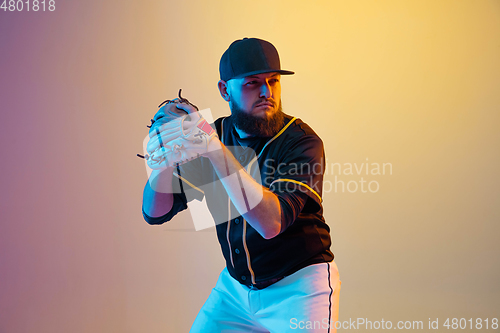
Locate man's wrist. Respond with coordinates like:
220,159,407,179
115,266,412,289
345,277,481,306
205,136,224,160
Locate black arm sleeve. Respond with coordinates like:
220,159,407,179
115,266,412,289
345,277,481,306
276,190,309,233
142,191,188,225
268,134,325,232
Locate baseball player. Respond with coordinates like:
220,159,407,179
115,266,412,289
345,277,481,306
142,38,341,332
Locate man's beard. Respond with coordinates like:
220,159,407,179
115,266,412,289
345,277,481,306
230,99,285,137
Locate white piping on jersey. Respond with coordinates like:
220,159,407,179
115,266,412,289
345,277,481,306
269,178,323,203
222,117,237,269
173,172,204,194
246,117,297,174
227,199,234,268
221,116,297,285
221,117,226,143
242,218,256,285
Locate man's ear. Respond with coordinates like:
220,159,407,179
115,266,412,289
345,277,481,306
218,80,231,102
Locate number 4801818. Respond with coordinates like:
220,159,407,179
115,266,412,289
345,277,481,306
1,0,56,11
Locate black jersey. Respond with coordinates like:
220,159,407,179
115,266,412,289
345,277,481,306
143,113,333,286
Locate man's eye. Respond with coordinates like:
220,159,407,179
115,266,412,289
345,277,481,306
245,81,257,85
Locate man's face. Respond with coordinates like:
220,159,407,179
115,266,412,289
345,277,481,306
227,72,282,118
224,72,284,137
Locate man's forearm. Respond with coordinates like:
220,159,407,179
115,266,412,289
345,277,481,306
206,139,282,239
142,168,176,218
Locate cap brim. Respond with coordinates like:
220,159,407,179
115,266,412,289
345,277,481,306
230,69,295,80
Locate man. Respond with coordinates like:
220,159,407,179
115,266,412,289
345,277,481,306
142,37,341,332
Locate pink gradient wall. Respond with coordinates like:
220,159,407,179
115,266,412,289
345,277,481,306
1,0,499,332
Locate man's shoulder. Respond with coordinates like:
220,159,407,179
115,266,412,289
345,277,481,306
282,113,322,142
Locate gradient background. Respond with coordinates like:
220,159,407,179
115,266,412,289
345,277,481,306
1,0,499,332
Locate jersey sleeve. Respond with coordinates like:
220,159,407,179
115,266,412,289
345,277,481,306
142,191,188,225
268,134,325,231
142,159,206,225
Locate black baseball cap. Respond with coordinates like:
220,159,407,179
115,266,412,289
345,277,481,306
219,38,295,82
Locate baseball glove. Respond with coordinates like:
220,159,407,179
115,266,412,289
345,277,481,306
137,89,218,169
147,89,199,136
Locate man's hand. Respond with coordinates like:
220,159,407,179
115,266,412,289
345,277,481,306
146,106,219,168
140,90,213,169
148,98,188,135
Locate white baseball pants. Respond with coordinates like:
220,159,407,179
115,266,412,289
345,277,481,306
190,261,341,333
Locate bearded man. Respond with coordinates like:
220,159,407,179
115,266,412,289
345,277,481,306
142,37,341,333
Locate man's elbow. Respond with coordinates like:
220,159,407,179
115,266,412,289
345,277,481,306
144,218,165,226
261,222,282,240
142,208,170,225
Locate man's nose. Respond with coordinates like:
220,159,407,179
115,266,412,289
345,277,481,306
259,82,272,99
